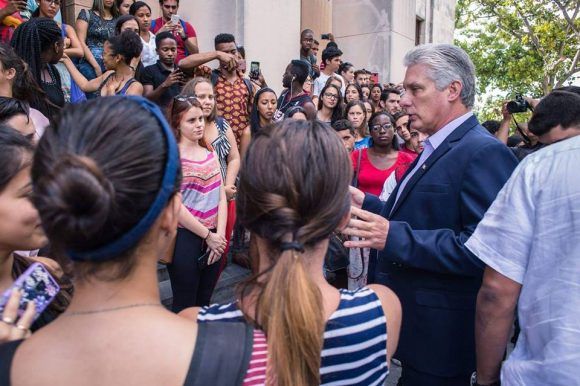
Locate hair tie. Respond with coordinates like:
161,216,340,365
280,241,305,253
67,96,179,262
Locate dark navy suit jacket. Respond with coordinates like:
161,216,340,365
363,115,518,377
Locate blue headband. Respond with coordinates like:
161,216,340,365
67,96,180,262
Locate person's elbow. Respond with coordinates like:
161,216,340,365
477,266,520,316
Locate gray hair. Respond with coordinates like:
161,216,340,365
404,44,476,108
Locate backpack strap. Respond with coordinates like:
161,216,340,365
352,149,363,188
150,19,156,30
0,339,24,385
184,321,254,386
180,19,189,56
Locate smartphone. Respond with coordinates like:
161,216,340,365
250,61,260,80
370,72,379,84
0,262,60,322
170,14,180,25
321,33,330,40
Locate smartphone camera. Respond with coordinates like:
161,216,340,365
250,61,260,80
321,33,330,40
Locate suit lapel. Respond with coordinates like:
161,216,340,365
388,115,479,217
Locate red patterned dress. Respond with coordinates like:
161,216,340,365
214,73,251,149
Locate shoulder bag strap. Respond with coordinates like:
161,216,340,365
184,321,254,386
352,149,363,188
0,339,24,385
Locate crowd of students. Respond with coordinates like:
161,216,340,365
1,1,579,385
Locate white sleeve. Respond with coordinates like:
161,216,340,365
465,161,536,284
379,173,397,202
312,78,322,97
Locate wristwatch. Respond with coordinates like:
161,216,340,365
470,372,500,386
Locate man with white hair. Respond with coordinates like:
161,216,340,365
344,44,518,385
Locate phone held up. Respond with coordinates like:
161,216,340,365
170,14,180,26
321,33,330,40
250,61,260,80
0,262,60,322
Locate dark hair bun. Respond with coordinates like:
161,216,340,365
35,155,114,251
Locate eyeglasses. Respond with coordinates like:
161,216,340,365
324,93,338,100
370,123,393,132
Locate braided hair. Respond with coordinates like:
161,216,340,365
10,18,62,88
10,18,63,122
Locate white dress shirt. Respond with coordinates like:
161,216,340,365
466,135,580,385
392,111,473,207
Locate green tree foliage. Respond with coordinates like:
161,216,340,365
455,0,579,119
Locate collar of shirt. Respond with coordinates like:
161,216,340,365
155,61,174,74
425,111,473,151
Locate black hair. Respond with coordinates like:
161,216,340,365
0,124,34,192
159,0,179,4
370,83,382,92
368,111,399,149
238,45,245,59
321,46,342,64
354,69,366,78
0,97,30,124
155,31,177,47
285,106,306,118
380,87,400,102
326,42,338,49
345,83,363,101
300,29,313,37
338,62,353,75
554,85,580,96
290,59,309,85
392,111,408,123
507,134,523,147
107,30,143,65
250,87,277,135
11,18,62,89
482,120,501,135
214,33,235,48
313,39,319,45
114,14,138,35
31,97,180,281
332,119,354,135
129,0,149,14
528,91,580,137
317,83,343,124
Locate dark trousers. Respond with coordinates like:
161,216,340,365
167,228,221,312
398,365,472,386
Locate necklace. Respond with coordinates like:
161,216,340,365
63,303,162,317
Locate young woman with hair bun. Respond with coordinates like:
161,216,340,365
183,119,402,386
62,30,143,96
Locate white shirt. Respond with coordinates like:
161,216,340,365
392,111,472,207
141,32,158,68
312,72,346,97
466,135,580,385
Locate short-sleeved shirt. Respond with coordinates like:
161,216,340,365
77,9,116,50
141,61,181,107
140,31,158,67
150,17,196,63
465,135,580,386
214,73,251,149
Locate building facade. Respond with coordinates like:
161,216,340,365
64,0,456,92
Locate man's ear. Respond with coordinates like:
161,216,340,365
447,80,463,103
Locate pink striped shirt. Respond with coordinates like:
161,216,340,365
180,151,221,229
243,330,268,386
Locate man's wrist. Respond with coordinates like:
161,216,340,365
471,372,500,386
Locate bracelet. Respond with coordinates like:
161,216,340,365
204,229,211,240
471,372,500,386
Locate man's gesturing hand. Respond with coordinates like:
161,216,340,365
342,206,389,250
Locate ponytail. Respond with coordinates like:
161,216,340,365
258,249,323,386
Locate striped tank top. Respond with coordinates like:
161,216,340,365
180,151,221,229
198,287,388,385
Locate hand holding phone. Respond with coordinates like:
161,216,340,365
250,61,260,80
0,289,35,343
170,14,180,26
0,262,60,323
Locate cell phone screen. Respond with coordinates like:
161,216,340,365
0,262,60,322
170,15,180,25
250,62,260,80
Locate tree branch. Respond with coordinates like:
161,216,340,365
552,0,580,36
514,3,546,57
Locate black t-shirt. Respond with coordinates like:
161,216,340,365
140,61,182,107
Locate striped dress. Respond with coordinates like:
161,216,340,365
198,287,388,385
180,151,221,229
